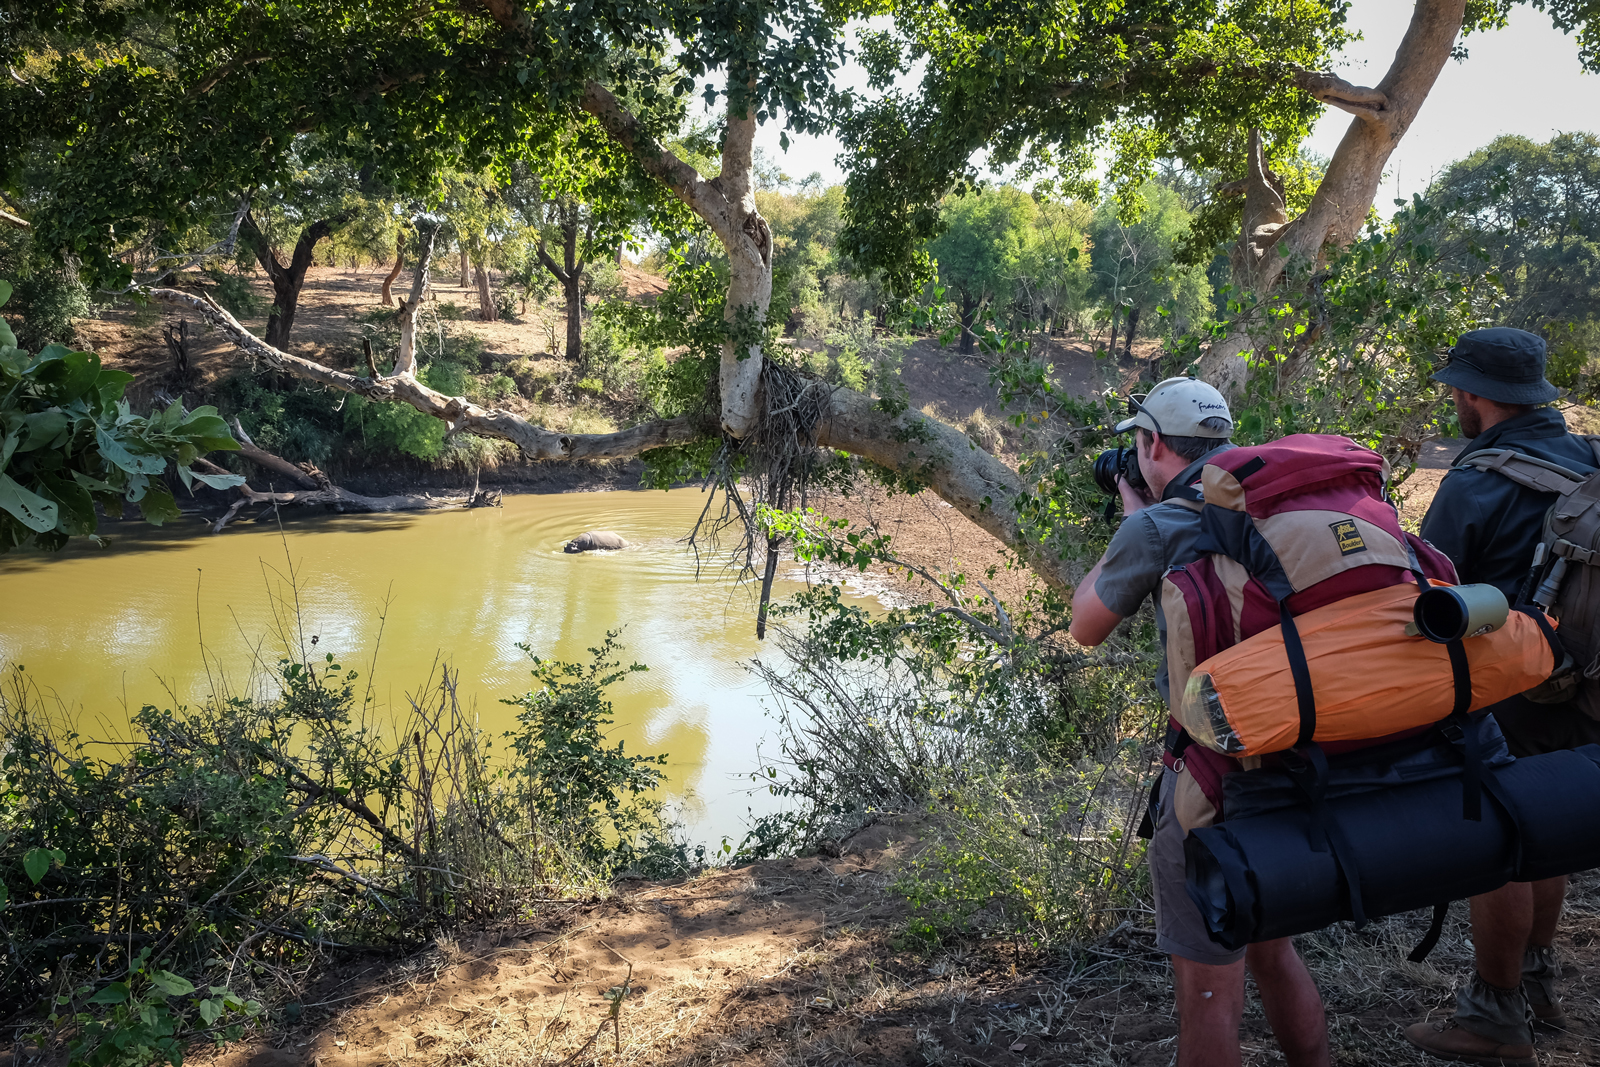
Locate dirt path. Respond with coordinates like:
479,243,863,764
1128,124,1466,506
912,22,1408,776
204,830,1600,1067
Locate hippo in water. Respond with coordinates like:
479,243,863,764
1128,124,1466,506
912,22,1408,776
564,530,629,553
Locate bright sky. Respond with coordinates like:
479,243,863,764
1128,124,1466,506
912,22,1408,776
754,2,1599,206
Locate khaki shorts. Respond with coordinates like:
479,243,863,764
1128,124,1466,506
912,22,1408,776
1150,767,1246,966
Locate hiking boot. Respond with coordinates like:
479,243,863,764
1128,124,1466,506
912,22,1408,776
1402,1018,1535,1066
1523,945,1567,1030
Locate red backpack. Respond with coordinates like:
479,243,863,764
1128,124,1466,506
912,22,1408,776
1153,435,1492,826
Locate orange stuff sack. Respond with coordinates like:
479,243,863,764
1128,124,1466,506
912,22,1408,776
1175,582,1557,757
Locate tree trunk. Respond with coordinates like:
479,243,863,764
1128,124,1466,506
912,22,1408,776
240,211,343,351
474,260,497,322
564,275,582,362
537,211,587,363
459,246,471,289
393,221,439,377
958,292,977,354
1107,307,1119,362
1198,0,1469,396
1123,305,1140,360
380,235,404,306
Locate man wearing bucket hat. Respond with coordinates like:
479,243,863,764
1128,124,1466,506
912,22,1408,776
1071,376,1331,1067
1406,328,1600,1066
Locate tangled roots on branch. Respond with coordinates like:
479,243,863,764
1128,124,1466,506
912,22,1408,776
686,357,834,637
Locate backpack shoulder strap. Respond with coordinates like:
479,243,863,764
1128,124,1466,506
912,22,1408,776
1455,448,1589,497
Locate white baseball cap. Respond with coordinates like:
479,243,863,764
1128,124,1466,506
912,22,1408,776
1113,376,1233,438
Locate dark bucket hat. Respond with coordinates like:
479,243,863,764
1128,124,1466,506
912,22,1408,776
1432,327,1563,405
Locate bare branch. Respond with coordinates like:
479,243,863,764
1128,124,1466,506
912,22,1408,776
1289,68,1388,121
0,208,26,229
146,286,703,461
1051,61,1389,124
579,80,734,240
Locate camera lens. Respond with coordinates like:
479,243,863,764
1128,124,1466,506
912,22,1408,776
1093,449,1121,495
1094,447,1147,496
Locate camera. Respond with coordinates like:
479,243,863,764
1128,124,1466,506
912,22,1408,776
1093,446,1147,496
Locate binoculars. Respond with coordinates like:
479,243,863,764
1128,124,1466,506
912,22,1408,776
1412,583,1510,643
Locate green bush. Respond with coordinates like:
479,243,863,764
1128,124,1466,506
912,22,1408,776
0,229,92,350
0,281,243,553
5,629,676,1065
748,511,1158,947
501,630,670,872
216,374,345,466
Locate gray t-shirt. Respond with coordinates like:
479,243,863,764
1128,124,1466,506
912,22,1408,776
1092,446,1233,704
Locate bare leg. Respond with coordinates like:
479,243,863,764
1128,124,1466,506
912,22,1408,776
1173,954,1246,1067
1529,875,1566,947
1471,881,1534,986
1246,938,1330,1067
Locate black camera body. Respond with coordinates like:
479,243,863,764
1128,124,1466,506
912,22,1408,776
1093,446,1147,496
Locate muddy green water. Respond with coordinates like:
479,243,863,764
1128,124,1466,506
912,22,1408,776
0,488,867,844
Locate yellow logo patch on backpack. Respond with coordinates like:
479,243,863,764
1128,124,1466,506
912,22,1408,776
1329,519,1366,556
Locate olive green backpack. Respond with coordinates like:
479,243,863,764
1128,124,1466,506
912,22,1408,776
1456,436,1600,718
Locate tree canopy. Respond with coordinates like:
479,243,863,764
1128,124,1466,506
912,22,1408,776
1430,131,1600,379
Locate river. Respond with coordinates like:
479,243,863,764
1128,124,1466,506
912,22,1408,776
0,488,881,845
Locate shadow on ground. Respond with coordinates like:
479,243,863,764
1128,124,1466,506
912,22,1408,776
194,827,1600,1067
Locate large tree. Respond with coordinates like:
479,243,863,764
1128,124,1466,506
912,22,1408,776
1430,132,1600,358
505,117,684,364
4,0,1597,593
928,188,1037,354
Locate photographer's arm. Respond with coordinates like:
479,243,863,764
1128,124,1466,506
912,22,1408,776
1069,560,1125,647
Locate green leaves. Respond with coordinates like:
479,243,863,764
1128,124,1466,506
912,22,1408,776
95,427,169,476
0,284,240,552
23,847,65,884
86,983,129,1005
0,474,60,533
147,971,196,997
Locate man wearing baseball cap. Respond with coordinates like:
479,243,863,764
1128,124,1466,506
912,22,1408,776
1071,376,1331,1067
1406,328,1599,1066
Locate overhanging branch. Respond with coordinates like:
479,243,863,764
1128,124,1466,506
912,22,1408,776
146,286,703,460
579,80,734,240
144,289,1080,594
1051,61,1388,123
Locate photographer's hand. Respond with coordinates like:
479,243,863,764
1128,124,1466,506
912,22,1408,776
1117,475,1155,514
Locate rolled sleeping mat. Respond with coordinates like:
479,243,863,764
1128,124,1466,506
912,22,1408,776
1184,747,1600,949
1503,743,1600,882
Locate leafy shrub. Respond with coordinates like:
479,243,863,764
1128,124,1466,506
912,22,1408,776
493,287,520,322
216,373,345,466
41,950,262,1067
0,281,243,552
747,512,1158,946
479,374,517,402
341,360,470,461
5,627,675,1065
893,763,1150,949
502,630,668,872
0,229,92,349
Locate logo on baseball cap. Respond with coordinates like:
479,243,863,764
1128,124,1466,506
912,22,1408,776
1113,376,1233,438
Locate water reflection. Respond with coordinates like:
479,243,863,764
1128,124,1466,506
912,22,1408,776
0,488,864,843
